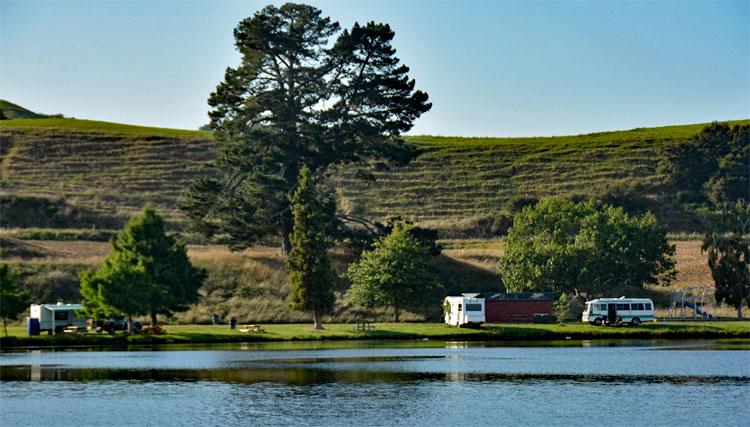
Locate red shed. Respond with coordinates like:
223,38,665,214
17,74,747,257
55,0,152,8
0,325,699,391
485,293,555,323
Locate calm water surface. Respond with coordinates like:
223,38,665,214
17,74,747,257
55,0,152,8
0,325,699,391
1,340,748,426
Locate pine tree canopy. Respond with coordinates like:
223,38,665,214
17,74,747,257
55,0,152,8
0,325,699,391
181,3,431,251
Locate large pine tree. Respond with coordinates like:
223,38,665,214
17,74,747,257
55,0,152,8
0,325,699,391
182,3,431,253
287,166,336,330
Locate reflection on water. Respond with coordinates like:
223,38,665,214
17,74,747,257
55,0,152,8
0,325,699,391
1,340,748,426
3,364,747,385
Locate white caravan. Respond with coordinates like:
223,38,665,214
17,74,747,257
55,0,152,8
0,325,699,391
444,294,485,327
29,302,87,333
582,297,655,326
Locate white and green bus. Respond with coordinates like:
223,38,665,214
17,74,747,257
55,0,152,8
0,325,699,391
582,297,655,326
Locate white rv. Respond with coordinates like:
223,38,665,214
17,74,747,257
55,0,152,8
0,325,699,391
444,294,485,327
29,302,87,334
582,297,655,326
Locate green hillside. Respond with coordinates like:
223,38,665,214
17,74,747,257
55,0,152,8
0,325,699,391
0,100,48,120
1,114,747,234
335,120,749,235
0,118,214,228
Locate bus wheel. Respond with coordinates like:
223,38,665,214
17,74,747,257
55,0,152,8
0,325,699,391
593,318,602,326
631,318,641,326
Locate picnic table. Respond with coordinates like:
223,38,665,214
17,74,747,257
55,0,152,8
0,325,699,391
355,321,375,332
63,326,85,334
239,324,265,334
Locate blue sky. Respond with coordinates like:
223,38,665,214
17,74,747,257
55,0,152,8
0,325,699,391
1,0,748,137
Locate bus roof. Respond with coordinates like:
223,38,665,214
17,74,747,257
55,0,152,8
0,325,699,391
587,298,653,303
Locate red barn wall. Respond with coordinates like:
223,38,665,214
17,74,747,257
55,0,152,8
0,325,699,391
485,300,553,323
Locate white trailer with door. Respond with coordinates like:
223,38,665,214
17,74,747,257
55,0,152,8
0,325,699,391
29,302,87,334
443,294,485,327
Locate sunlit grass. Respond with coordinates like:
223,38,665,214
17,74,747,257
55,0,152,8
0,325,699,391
2,321,748,348
0,118,209,138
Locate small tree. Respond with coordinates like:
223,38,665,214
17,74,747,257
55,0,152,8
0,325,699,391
287,166,336,330
80,207,206,329
498,198,675,298
703,200,750,319
347,223,441,322
0,264,30,336
553,294,571,323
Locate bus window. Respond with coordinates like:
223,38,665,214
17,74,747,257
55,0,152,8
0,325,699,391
645,303,652,311
598,304,607,311
634,303,644,310
616,303,629,310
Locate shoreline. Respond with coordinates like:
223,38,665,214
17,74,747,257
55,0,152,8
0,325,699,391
1,321,749,349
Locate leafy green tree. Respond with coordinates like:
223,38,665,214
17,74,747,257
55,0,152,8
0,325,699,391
705,125,750,206
288,166,337,330
182,3,431,253
703,200,750,319
498,198,675,298
80,207,206,329
347,223,441,322
660,123,749,205
0,264,30,336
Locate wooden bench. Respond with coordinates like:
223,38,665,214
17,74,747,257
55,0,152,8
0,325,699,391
239,324,265,334
355,321,375,332
63,326,85,334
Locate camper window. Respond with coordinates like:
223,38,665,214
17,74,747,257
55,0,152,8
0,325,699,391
54,312,69,321
458,304,462,311
466,303,482,311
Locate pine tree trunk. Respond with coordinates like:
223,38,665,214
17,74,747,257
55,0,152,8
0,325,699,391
151,311,158,326
281,213,293,255
739,304,743,320
394,303,400,323
127,315,133,334
3,318,7,337
313,311,324,330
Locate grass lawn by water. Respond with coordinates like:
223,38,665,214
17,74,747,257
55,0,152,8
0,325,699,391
1,321,748,348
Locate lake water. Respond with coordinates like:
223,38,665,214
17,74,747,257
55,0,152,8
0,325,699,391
1,340,748,426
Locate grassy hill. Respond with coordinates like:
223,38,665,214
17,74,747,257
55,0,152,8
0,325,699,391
0,117,213,228
335,120,749,236
0,100,49,120
1,112,748,235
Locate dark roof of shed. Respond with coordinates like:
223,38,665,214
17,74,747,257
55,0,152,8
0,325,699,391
485,292,556,301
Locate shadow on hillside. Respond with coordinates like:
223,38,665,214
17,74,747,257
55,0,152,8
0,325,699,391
1,194,123,229
433,254,504,295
